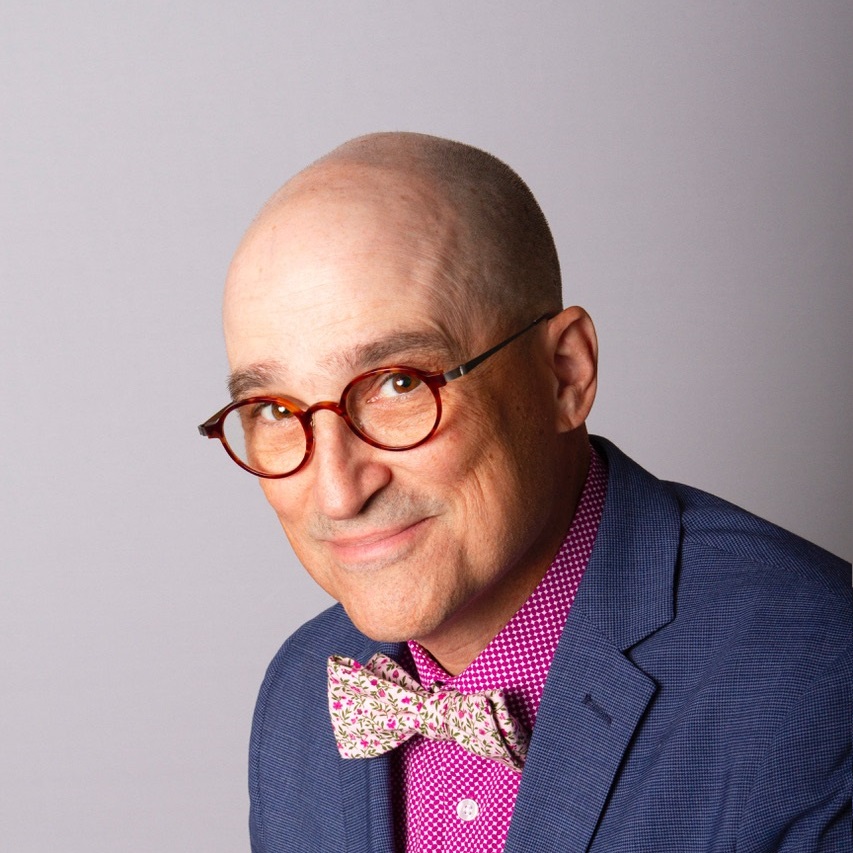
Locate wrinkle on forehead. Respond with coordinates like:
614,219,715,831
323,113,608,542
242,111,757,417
227,327,462,402
320,327,461,376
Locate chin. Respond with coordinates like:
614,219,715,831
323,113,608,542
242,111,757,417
325,561,441,641
342,594,444,644
346,611,414,643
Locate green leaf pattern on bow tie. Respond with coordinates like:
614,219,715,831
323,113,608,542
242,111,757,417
327,653,529,772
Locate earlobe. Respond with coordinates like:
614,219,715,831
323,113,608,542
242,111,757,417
547,306,598,433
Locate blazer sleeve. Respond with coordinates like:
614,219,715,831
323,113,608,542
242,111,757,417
736,645,852,852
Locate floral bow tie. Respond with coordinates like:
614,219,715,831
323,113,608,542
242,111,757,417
327,653,529,772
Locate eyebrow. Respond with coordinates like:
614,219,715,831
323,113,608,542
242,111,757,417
227,329,460,401
228,363,285,401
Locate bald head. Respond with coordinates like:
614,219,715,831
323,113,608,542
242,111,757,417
232,132,562,346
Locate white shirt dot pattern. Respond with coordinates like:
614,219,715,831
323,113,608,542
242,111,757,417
392,449,608,852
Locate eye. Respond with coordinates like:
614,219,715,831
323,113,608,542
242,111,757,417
376,372,423,397
254,401,296,422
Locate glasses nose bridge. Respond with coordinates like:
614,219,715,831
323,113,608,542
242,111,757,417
303,398,368,453
304,399,347,421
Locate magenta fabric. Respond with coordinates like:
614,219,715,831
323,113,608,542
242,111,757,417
392,449,608,852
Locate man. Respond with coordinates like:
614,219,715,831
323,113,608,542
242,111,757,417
200,133,852,852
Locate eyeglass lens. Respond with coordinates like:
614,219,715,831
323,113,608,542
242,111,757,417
222,369,439,476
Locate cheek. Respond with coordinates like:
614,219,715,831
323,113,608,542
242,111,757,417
261,481,345,597
444,384,558,529
259,479,311,554
259,478,289,519
428,408,531,534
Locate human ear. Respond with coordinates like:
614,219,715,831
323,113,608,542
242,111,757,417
546,306,598,432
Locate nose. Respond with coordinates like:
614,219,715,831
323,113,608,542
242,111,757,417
307,407,392,520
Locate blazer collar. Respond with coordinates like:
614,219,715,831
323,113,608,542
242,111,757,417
573,436,679,650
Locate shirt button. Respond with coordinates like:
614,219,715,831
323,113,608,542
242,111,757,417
456,798,480,822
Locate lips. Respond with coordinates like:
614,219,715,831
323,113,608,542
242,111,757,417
323,517,432,566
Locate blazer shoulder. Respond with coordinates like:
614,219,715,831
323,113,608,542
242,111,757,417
670,481,850,579
260,604,366,693
665,481,852,644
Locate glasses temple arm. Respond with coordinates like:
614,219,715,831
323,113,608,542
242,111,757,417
441,312,553,383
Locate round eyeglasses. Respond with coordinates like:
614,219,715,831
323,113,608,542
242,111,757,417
198,313,551,478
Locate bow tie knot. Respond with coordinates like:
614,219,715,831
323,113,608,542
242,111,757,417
327,653,529,772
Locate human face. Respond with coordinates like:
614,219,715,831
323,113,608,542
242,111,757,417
223,176,571,654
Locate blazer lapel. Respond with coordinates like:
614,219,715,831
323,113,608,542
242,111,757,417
506,438,680,852
505,617,657,852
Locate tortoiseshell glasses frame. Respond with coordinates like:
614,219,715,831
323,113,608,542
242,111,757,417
198,312,552,478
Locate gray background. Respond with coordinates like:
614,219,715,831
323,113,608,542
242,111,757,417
1,2,850,850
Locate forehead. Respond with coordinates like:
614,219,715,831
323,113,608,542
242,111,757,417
223,180,472,394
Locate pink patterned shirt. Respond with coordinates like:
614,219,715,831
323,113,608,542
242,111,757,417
392,449,608,852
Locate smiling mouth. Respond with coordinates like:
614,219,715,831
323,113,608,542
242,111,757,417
323,518,432,566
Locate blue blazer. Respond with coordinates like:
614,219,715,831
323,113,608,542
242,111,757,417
249,438,852,852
